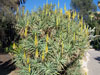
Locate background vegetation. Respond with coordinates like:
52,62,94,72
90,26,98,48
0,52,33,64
71,0,100,50
0,0,26,52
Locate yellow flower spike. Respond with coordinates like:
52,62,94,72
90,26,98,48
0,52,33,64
24,27,28,37
85,72,87,75
65,11,68,15
27,56,29,64
64,3,66,12
81,21,83,31
16,15,18,21
45,43,48,53
35,48,39,58
24,51,26,59
56,17,59,27
50,2,52,6
49,12,51,16
86,27,89,36
58,0,59,8
34,33,38,47
29,64,31,72
79,20,82,27
74,11,77,17
73,32,76,42
68,11,71,20
84,23,86,30
66,11,71,20
59,17,60,24
81,25,83,33
46,33,49,42
60,8,63,15
13,42,16,49
46,9,48,15
42,50,45,61
55,6,57,14
61,41,64,55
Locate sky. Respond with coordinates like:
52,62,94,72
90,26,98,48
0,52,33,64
23,0,100,12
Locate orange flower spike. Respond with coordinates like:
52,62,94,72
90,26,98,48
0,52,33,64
35,49,39,58
34,33,38,47
45,43,48,53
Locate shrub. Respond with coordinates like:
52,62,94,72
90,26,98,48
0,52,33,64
10,4,90,75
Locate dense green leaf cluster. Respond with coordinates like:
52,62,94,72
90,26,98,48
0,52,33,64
11,4,90,75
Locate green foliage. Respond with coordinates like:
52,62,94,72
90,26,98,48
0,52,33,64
88,12,100,50
0,0,26,52
70,0,97,20
11,4,90,75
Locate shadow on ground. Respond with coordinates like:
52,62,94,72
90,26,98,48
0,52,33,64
0,54,16,75
95,57,100,64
